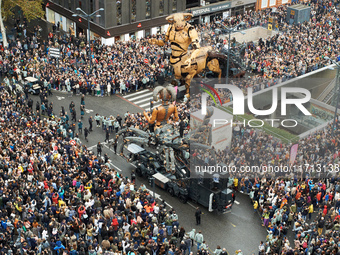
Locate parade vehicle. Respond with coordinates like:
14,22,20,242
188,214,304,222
114,84,234,212
126,143,234,212
24,77,42,95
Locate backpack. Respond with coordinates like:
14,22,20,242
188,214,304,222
302,241,307,249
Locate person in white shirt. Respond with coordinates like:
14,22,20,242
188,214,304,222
153,204,160,215
122,222,130,233
107,82,111,96
42,228,49,240
136,201,143,212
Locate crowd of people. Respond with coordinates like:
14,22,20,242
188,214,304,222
192,0,340,101
0,0,340,254
0,32,172,97
0,87,215,255
1,0,339,100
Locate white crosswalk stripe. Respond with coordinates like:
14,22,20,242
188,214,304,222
123,89,161,110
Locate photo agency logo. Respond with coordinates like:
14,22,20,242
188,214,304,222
200,83,312,128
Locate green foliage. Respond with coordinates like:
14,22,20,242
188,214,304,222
2,0,45,21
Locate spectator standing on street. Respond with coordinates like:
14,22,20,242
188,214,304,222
195,207,202,225
97,142,102,157
105,128,110,143
185,235,191,255
84,127,89,142
80,105,85,119
113,136,118,154
88,116,93,131
72,108,77,122
318,217,325,236
95,113,101,127
214,245,222,255
78,120,83,134
188,229,196,247
81,94,85,106
220,248,228,255
195,230,204,250
114,119,120,134
116,114,122,127
259,241,265,255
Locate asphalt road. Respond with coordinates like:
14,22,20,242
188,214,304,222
29,90,267,255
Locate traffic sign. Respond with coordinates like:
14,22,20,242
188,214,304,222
70,140,76,146
268,24,272,31
144,59,149,64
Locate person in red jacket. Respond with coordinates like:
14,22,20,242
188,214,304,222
43,180,49,190
316,191,322,204
52,193,59,205
323,205,328,217
111,216,119,231
78,205,86,219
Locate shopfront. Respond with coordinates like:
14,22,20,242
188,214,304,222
231,0,256,15
188,0,256,24
46,7,76,35
189,2,232,24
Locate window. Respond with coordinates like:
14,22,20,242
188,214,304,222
261,0,268,8
159,0,164,15
116,0,122,25
131,0,136,22
172,0,177,12
186,0,200,8
146,1,151,18
90,0,94,13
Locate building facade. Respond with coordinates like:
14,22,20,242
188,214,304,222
47,0,186,44
46,0,256,45
256,0,291,10
188,0,256,25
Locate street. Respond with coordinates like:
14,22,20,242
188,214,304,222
28,90,267,254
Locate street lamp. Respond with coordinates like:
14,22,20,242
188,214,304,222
325,56,340,136
218,22,245,84
73,7,104,71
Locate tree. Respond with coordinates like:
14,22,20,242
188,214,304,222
0,0,45,48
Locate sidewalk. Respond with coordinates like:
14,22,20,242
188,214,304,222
3,11,68,43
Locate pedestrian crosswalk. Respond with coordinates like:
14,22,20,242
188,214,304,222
123,89,162,110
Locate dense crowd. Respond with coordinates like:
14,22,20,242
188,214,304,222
0,0,340,254
0,33,172,97
0,0,339,100
193,0,339,101
0,88,213,255
191,93,340,254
